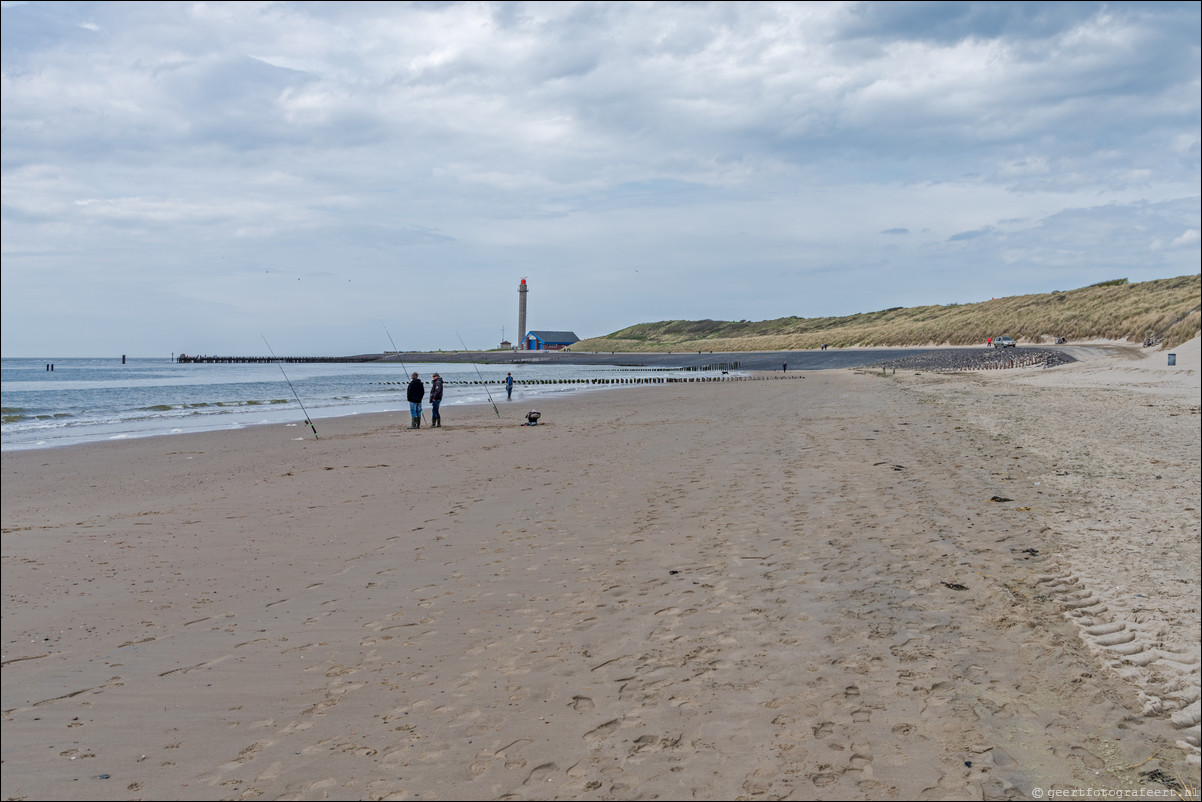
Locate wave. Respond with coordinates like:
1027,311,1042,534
3,411,74,424
3,358,730,451
131,399,292,412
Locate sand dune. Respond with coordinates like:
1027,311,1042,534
2,342,1198,800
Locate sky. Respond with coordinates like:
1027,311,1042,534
2,1,1199,357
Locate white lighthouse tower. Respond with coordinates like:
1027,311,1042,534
517,278,528,350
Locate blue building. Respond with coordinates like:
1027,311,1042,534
523,330,580,351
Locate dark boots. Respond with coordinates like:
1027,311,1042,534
410,417,419,429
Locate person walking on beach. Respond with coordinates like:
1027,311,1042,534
429,372,443,427
505,372,514,400
407,372,425,429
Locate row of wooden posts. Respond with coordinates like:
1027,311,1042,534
866,352,1066,375
177,355,377,364
378,373,801,387
177,356,744,369
933,353,1065,371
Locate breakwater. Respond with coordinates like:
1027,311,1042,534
177,355,378,364
176,355,743,370
864,347,1076,372
175,348,1080,373
374,371,792,390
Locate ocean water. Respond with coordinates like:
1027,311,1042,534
1,357,717,451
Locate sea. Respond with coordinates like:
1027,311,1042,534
1,357,725,452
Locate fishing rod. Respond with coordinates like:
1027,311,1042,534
383,323,426,426
261,333,318,440
456,331,501,418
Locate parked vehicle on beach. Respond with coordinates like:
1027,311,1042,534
993,336,1017,348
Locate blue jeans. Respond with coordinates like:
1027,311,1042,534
409,401,422,418
431,400,441,419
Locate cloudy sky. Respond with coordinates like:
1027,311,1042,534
2,1,1199,357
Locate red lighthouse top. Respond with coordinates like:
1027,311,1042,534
520,279,526,285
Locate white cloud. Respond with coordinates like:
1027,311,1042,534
1171,229,1201,249
1152,228,1202,251
2,1,1199,356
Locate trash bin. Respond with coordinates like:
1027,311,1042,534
1167,353,1176,366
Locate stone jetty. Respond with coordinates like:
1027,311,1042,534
864,346,1076,372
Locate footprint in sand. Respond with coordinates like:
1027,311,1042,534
811,772,840,787
494,738,534,770
849,744,873,769
742,765,780,795
584,719,621,740
525,762,558,785
569,695,595,711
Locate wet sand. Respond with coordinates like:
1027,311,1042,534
2,341,1198,800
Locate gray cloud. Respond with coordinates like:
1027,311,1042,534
3,1,1199,356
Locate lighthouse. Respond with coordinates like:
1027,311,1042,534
517,278,528,350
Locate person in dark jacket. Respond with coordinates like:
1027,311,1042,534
429,372,444,427
406,372,425,429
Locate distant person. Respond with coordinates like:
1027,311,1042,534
407,372,425,429
782,362,787,372
429,372,443,427
505,372,514,400
987,337,992,348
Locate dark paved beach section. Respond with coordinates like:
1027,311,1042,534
362,346,1076,371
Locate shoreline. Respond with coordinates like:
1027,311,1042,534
0,371,803,455
4,344,1114,454
3,345,1198,799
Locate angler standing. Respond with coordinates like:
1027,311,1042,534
429,372,443,427
407,372,425,429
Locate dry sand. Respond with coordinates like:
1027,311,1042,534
3,341,1199,801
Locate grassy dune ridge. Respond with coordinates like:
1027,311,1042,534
574,275,1201,353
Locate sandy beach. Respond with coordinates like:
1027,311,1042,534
3,341,1199,801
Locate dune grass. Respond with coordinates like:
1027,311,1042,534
572,275,1200,353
